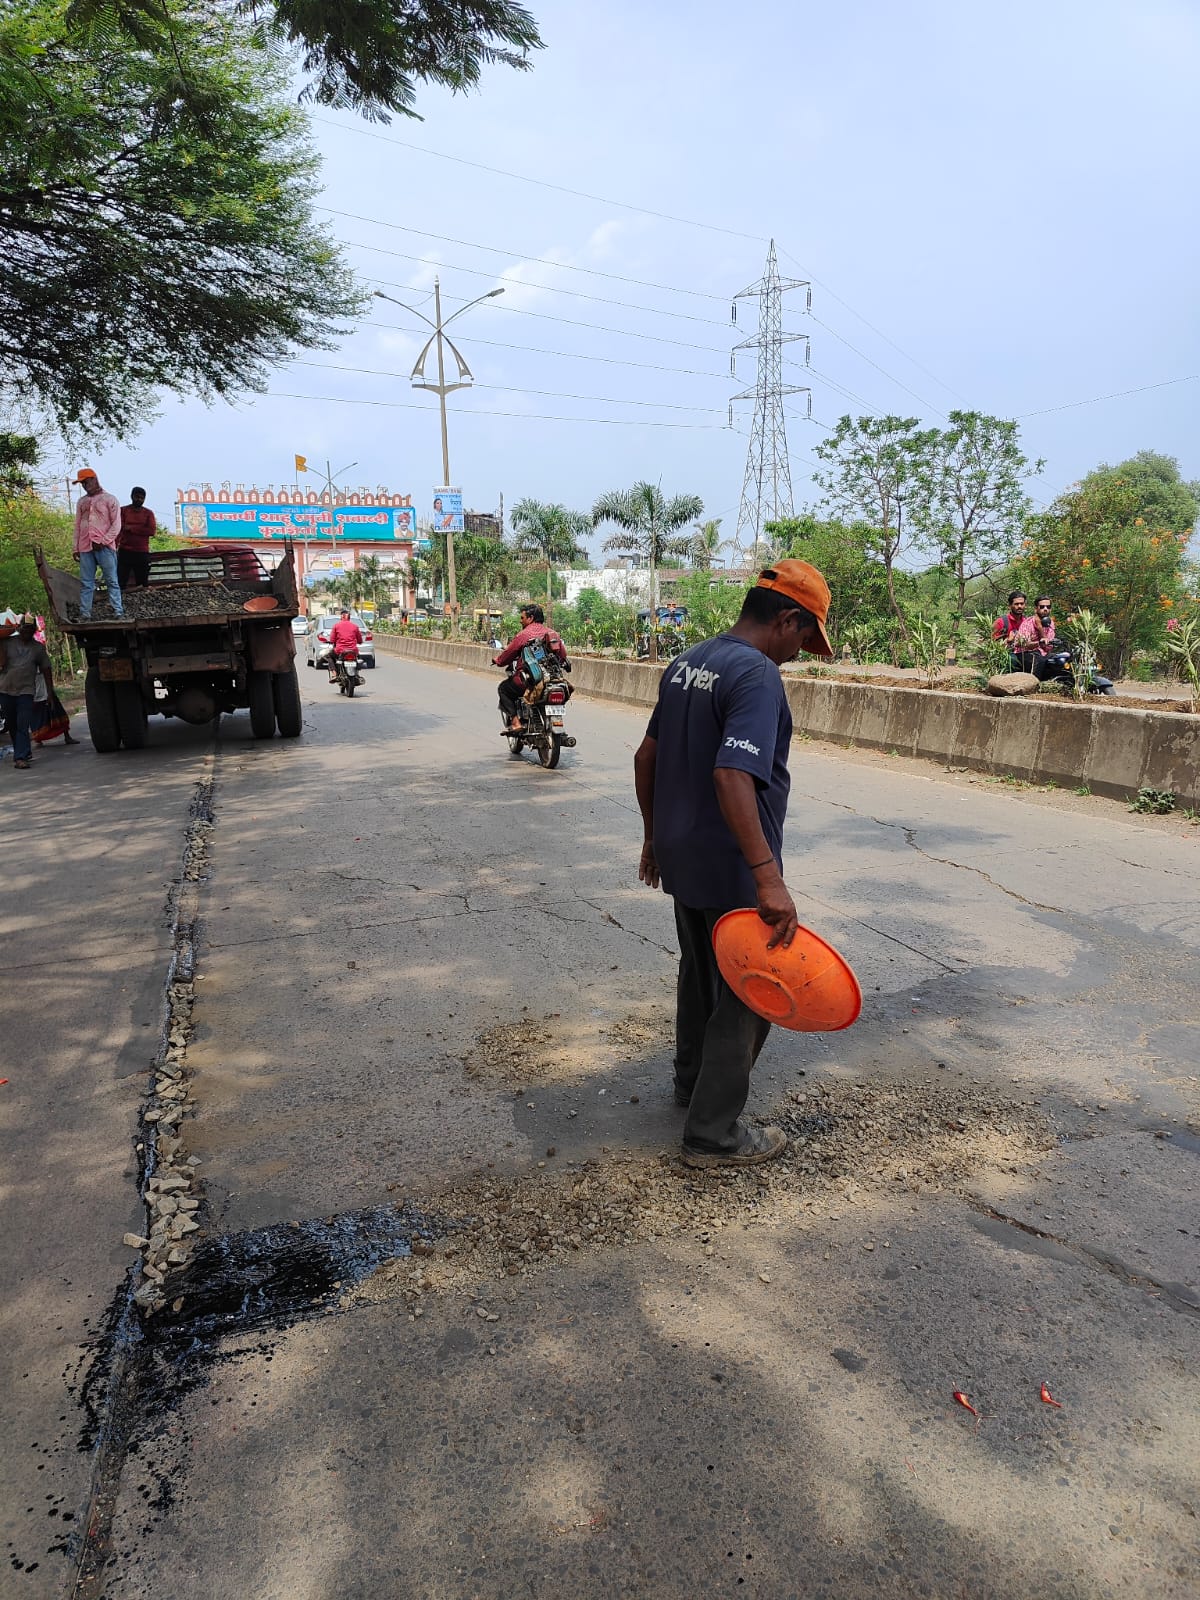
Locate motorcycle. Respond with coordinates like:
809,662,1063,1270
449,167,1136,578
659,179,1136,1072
1030,646,1116,696
332,649,361,697
500,665,577,769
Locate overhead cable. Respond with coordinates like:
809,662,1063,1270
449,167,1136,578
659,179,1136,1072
263,391,734,429
318,206,728,301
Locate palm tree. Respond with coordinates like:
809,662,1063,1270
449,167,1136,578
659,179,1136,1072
509,498,591,614
456,534,513,619
689,517,727,569
592,481,703,634
355,554,394,614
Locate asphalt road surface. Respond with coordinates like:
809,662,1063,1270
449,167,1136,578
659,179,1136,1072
2,653,1198,1600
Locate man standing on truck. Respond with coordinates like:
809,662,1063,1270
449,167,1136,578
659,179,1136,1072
117,487,156,591
73,469,124,621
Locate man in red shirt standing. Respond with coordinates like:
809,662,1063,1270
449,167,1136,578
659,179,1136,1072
492,603,568,730
118,487,157,591
327,609,363,681
73,469,124,621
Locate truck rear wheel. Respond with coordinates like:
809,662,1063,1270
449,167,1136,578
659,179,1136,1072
114,681,148,749
273,665,303,737
248,670,276,739
85,668,120,753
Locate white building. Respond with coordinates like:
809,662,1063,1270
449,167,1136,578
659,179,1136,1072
557,567,651,607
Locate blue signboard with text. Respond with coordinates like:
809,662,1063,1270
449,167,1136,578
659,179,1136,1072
177,503,417,541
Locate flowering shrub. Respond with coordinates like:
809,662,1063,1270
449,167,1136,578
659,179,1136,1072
1020,475,1189,676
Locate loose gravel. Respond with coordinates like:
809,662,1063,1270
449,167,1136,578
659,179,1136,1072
66,580,271,623
359,1074,1054,1316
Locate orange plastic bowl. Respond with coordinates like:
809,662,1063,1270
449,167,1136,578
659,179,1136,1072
712,909,862,1032
242,595,280,612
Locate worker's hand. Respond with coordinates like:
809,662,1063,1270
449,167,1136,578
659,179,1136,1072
638,840,661,891
753,866,798,949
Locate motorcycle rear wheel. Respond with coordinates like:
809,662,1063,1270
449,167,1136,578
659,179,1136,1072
539,732,562,769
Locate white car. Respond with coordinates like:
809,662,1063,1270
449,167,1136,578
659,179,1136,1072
305,612,376,669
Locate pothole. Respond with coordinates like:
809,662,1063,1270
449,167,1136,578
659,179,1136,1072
466,1007,673,1088
358,1074,1056,1312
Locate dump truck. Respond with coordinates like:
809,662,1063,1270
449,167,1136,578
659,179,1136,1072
37,541,304,751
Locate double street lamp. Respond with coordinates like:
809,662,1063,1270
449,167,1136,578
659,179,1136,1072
373,280,505,617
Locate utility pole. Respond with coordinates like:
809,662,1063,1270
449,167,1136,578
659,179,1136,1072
373,282,504,624
731,241,812,565
295,455,357,594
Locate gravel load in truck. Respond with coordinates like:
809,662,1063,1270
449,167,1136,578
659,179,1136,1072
37,541,305,751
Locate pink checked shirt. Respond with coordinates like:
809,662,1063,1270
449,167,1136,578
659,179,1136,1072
74,491,122,554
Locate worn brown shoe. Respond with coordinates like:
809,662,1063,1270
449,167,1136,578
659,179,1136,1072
681,1125,787,1169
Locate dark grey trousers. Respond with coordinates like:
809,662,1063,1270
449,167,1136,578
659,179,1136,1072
673,901,772,1153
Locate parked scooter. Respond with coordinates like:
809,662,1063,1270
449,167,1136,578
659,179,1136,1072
1035,646,1116,696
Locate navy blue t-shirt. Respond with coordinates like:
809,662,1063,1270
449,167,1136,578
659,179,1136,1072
646,634,793,911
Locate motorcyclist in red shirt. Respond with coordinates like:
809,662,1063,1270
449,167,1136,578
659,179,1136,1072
327,609,363,681
492,604,568,731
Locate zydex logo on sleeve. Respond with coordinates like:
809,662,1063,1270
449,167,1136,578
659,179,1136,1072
723,736,760,755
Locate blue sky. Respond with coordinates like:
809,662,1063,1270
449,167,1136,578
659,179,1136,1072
85,0,1199,559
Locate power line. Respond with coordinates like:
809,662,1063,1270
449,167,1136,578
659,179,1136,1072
292,358,725,413
1016,374,1199,418
369,304,728,357
263,391,734,429
809,315,948,418
363,317,729,380
311,115,984,424
319,206,728,302
776,244,971,405
339,237,730,327
312,115,764,244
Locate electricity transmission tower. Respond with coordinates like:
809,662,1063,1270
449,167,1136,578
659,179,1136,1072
731,240,811,564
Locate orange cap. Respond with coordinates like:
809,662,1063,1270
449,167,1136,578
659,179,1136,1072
75,468,98,483
755,559,834,658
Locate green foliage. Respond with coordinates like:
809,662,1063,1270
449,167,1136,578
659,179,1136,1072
0,434,38,496
455,534,512,606
1061,608,1112,700
1,0,364,438
592,482,704,587
1083,451,1198,536
907,616,945,688
687,518,727,569
508,498,590,607
1164,615,1200,711
967,610,1015,684
765,514,897,642
1019,472,1188,676
66,0,544,123
916,411,1040,617
1129,787,1176,815
813,414,939,635
0,493,74,613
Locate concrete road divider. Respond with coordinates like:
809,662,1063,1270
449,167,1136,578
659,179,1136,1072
375,635,1199,806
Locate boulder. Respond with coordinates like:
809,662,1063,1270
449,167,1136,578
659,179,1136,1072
986,671,1041,697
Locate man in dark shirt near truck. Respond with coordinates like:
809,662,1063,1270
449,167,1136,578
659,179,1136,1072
633,561,833,1168
117,487,156,591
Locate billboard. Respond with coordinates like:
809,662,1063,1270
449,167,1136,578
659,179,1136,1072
177,503,417,541
431,488,464,534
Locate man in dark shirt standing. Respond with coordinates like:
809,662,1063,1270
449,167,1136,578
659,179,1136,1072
633,561,833,1168
117,487,156,591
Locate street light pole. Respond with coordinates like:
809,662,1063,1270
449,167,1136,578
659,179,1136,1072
373,281,504,622
296,456,357,595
